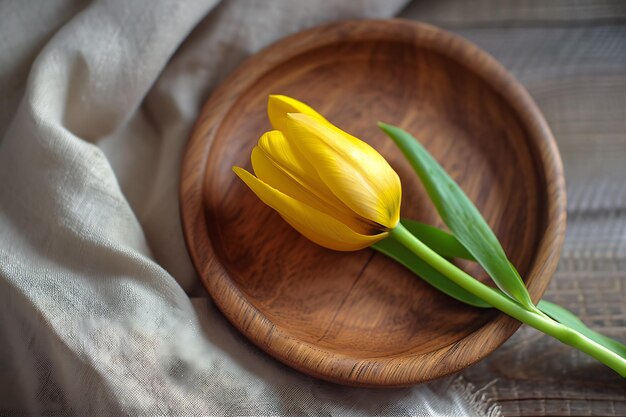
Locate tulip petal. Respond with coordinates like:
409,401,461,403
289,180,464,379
285,113,401,229
257,130,324,196
251,145,328,215
256,131,379,231
251,144,376,235
268,95,326,134
233,167,387,251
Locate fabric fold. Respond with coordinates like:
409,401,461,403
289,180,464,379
0,0,488,415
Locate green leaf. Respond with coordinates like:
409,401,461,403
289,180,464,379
374,219,489,308
396,219,626,360
388,220,626,357
379,123,534,309
372,235,491,308
376,218,500,307
538,300,626,358
397,219,626,358
401,219,473,260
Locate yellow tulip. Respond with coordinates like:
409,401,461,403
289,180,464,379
232,95,401,251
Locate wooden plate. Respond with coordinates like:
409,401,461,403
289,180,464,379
180,19,566,386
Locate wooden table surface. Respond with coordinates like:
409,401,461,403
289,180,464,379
402,1,626,415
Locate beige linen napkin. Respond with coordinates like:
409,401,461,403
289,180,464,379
0,0,496,415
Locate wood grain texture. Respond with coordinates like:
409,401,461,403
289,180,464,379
400,2,626,415
401,0,626,27
180,19,566,386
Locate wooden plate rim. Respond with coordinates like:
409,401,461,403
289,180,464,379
179,19,567,387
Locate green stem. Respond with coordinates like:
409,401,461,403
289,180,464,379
390,223,626,377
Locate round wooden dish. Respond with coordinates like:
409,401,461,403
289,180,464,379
180,19,566,386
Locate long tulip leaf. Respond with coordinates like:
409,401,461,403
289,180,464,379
379,123,534,309
382,221,626,359
372,236,491,308
538,300,626,358
400,219,473,260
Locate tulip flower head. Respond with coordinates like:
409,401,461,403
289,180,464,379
233,95,402,251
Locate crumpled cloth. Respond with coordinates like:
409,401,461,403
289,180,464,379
0,1,494,415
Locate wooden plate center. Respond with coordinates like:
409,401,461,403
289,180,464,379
203,39,542,358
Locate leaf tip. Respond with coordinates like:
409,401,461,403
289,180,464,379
378,121,398,137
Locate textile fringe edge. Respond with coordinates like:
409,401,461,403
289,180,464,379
451,376,501,417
